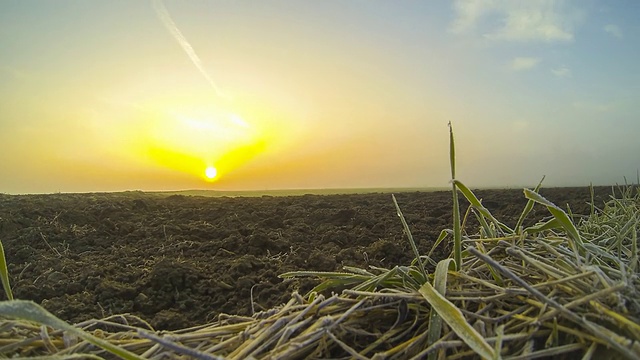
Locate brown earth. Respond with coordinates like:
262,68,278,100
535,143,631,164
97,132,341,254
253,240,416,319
0,187,614,330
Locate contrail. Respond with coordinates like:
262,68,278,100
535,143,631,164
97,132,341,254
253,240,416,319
152,0,230,100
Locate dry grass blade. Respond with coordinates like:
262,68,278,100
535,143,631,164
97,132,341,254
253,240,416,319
137,329,224,359
466,246,639,359
12,355,103,359
0,300,144,359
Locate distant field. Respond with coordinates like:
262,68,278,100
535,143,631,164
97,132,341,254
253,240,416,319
148,187,451,197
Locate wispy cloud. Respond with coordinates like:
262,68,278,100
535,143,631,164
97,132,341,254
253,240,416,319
510,57,541,71
449,0,494,34
450,0,582,43
603,24,623,38
152,0,230,100
551,66,571,78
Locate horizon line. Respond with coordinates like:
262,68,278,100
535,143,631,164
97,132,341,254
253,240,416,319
2,183,625,197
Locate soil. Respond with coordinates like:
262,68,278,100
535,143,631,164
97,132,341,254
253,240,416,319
0,186,614,330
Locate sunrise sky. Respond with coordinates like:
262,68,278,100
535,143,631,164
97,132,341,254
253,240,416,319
1,1,638,194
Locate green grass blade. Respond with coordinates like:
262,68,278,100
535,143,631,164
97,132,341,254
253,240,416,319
279,271,373,295
448,121,455,180
589,182,595,218
427,229,450,259
432,259,454,302
341,266,375,276
279,271,370,280
0,240,13,300
353,267,400,292
401,265,427,287
453,180,513,234
392,194,427,279
427,259,455,360
0,300,144,360
310,278,369,295
524,218,563,234
419,282,498,360
449,122,462,271
515,176,545,233
523,189,584,250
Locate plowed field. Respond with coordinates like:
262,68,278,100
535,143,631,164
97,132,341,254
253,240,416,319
0,187,612,330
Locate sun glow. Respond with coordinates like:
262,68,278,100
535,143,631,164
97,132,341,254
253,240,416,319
205,166,218,180
135,103,271,184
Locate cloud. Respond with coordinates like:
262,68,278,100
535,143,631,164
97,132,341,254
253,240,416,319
510,57,541,71
551,66,571,78
152,0,230,100
603,24,623,38
449,0,496,34
450,0,582,43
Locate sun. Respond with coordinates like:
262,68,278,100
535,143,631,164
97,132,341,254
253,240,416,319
205,166,218,180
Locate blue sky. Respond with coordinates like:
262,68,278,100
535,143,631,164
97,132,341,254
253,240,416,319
0,1,638,193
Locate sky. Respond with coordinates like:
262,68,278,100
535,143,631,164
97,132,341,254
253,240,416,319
1,0,638,194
